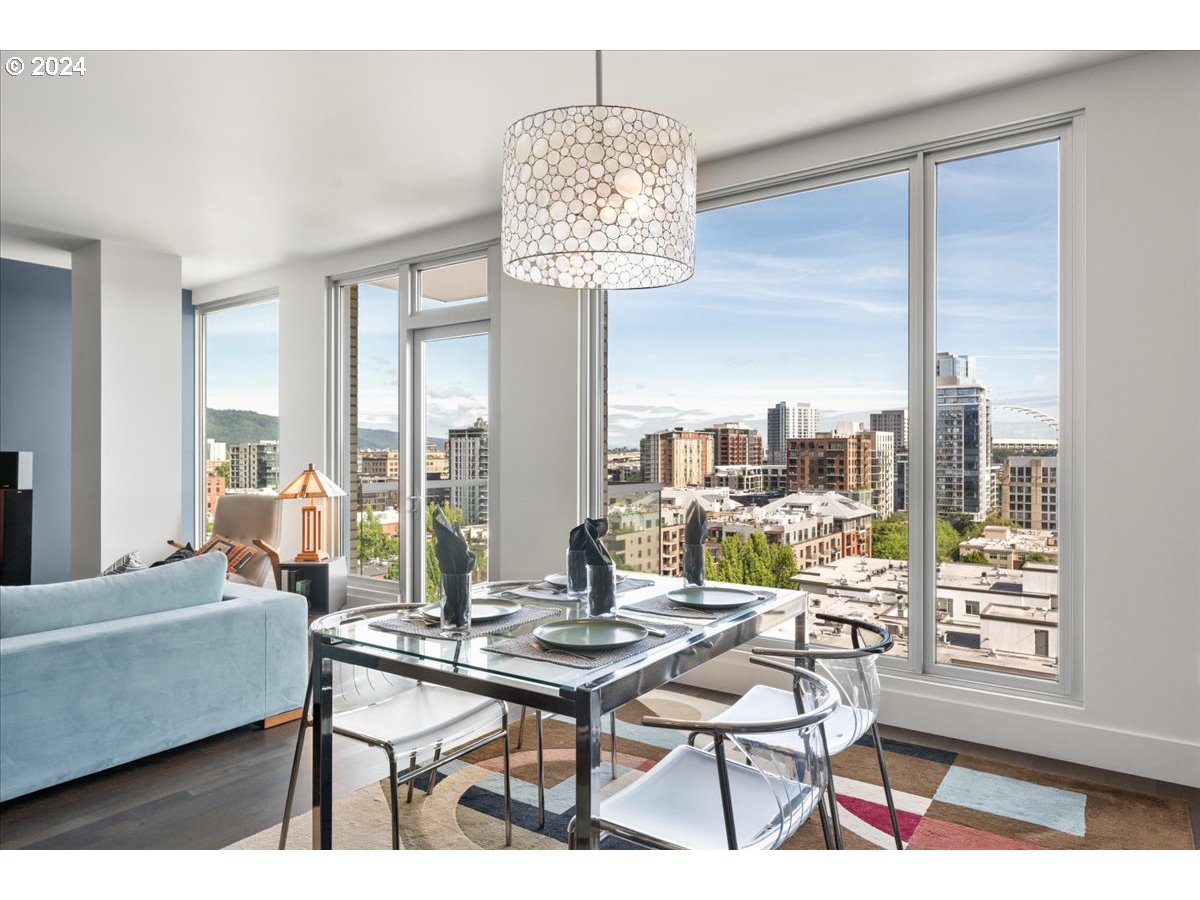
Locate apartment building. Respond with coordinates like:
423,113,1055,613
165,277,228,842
447,418,488,524
640,427,714,489
227,440,279,491
701,421,764,467
1001,455,1059,531
936,353,992,520
765,401,819,464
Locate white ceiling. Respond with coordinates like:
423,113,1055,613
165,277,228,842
0,50,1131,288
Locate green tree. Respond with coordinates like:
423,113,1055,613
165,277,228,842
424,539,441,602
213,461,230,480
872,515,909,561
935,519,961,562
744,533,773,586
871,514,961,562
768,543,798,588
703,547,717,581
358,507,398,564
960,550,989,565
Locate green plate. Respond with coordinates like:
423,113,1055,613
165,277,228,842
664,586,760,610
421,598,522,622
533,618,648,652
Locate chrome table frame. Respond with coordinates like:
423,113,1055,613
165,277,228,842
309,588,808,850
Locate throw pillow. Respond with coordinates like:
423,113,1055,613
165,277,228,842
151,544,195,568
197,534,258,575
102,550,147,576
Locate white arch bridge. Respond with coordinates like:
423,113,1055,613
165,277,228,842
993,404,1059,431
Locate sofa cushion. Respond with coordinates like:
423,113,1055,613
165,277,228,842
0,552,227,638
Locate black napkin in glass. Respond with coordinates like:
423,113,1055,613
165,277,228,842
432,506,474,576
685,501,707,546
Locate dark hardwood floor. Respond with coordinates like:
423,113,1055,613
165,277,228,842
2,701,1197,849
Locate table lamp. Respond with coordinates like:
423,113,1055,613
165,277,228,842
278,463,346,562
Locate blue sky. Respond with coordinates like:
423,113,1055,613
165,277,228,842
608,140,1059,447
205,140,1059,450
204,300,280,416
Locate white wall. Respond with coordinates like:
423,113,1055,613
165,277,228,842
190,52,1199,786
71,241,183,575
493,276,583,580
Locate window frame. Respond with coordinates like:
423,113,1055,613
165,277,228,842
588,114,1083,701
329,242,501,605
194,289,281,544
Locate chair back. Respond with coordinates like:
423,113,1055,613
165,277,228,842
212,494,281,587
641,668,839,850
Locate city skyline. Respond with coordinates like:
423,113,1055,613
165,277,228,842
607,141,1059,449
207,144,1059,452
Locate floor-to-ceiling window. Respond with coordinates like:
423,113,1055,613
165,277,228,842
198,296,280,538
602,121,1073,691
335,249,494,604
931,137,1062,680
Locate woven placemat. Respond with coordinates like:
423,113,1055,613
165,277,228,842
482,620,694,669
508,576,655,603
368,604,561,639
621,589,776,620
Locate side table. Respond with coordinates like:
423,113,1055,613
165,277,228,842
280,558,347,616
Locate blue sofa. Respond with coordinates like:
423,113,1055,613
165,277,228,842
0,553,308,802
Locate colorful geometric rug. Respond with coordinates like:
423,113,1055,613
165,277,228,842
230,689,1194,850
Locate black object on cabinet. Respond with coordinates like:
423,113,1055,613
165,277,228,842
0,451,34,586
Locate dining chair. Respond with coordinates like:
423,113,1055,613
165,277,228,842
725,613,901,849
566,665,839,850
278,604,524,849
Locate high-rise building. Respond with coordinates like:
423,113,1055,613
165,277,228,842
701,421,764,467
936,353,991,520
870,409,908,452
894,449,909,512
787,432,874,501
205,438,227,463
448,418,488,524
868,430,895,520
640,428,714,488
227,440,279,491
766,401,819,464
1001,456,1058,531
936,351,976,381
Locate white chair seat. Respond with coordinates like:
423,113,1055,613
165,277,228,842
333,681,505,761
596,745,821,850
712,684,873,755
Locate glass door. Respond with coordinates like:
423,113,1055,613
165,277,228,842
410,325,491,603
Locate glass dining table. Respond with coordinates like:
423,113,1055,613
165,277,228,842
308,574,809,849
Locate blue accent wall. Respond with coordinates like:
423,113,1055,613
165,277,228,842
0,258,72,583
181,289,195,544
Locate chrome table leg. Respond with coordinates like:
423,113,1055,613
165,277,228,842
571,690,603,849
311,641,333,850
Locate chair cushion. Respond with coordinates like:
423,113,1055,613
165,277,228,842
597,744,821,850
0,553,227,638
713,684,873,755
198,534,258,575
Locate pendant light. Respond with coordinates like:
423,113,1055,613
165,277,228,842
501,51,696,290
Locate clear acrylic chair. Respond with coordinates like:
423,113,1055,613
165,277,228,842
725,614,901,849
566,666,839,850
278,604,519,849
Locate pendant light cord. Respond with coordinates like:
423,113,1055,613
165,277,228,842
595,49,603,105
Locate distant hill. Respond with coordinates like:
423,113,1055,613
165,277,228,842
206,408,406,451
206,409,278,445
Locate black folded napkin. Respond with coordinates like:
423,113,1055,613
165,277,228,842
568,517,613,566
432,506,475,576
685,501,707,546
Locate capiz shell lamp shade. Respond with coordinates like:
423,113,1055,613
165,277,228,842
278,463,346,563
501,105,696,290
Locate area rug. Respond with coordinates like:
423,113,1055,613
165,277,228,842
229,689,1194,850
